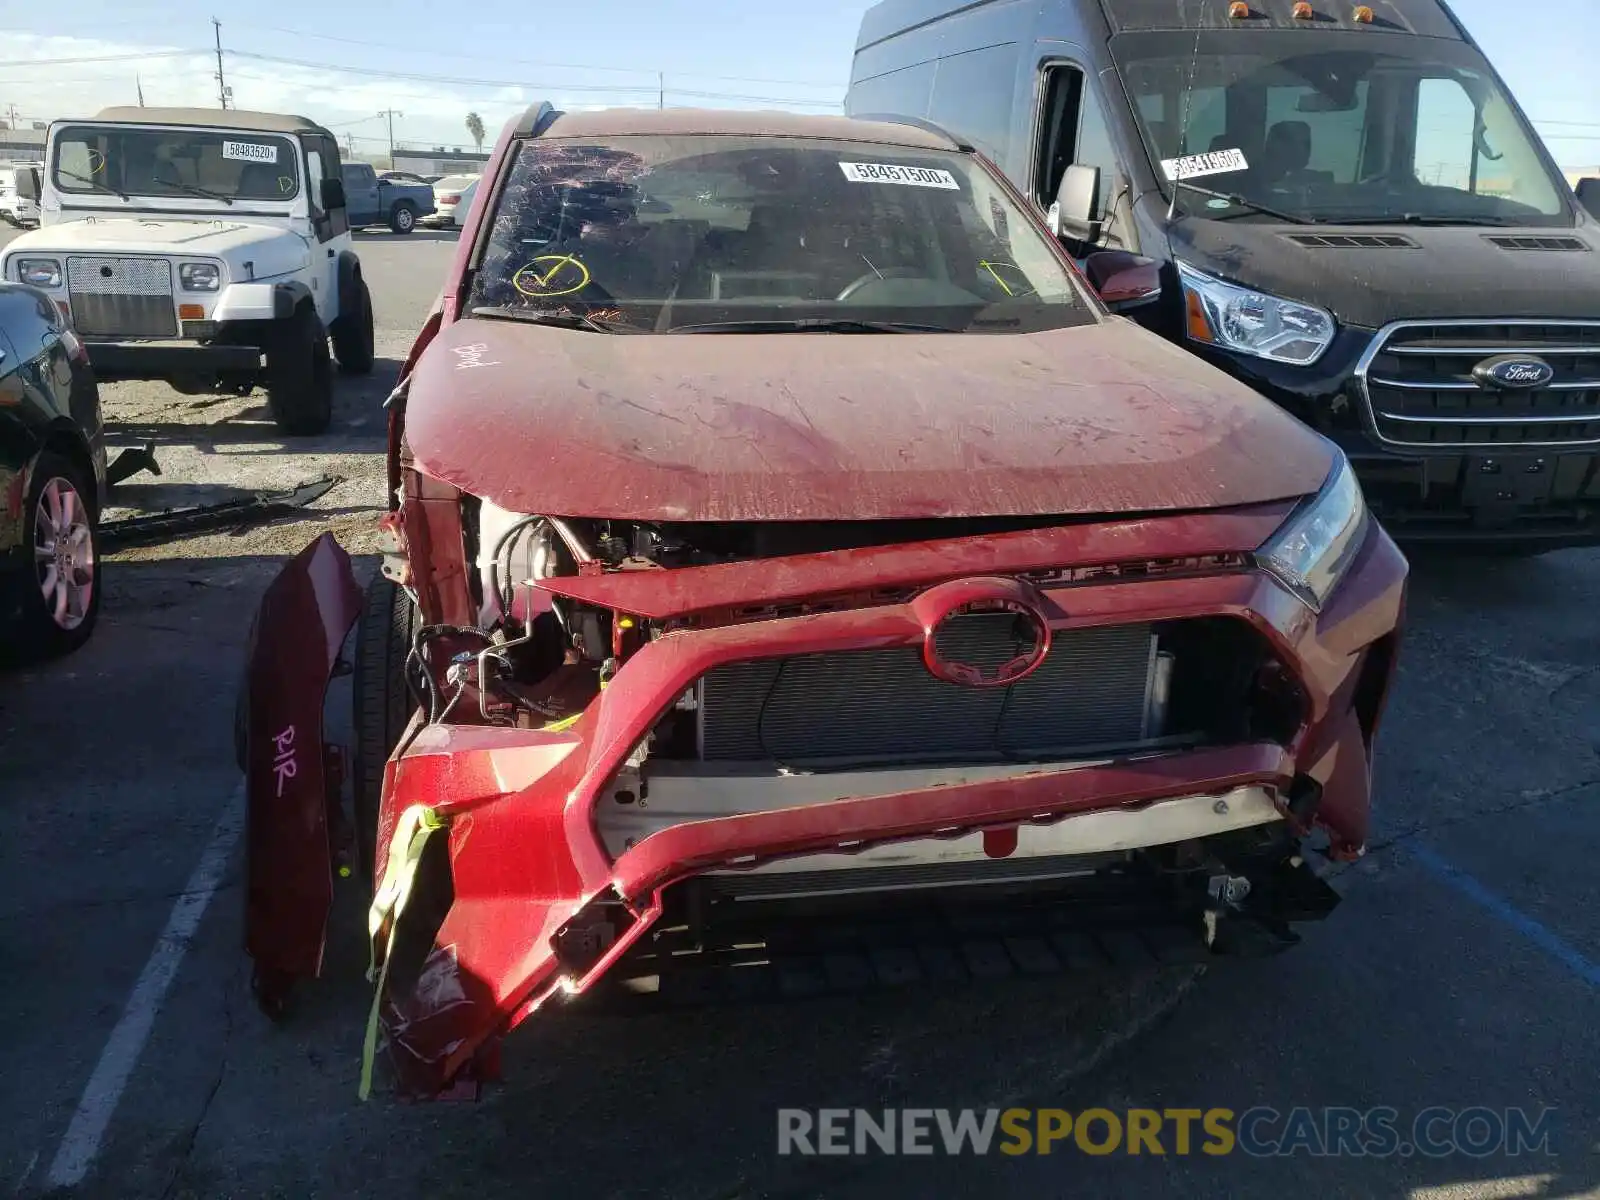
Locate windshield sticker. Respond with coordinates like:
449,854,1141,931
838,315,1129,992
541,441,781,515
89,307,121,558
1161,148,1249,182
838,162,960,190
512,255,592,299
222,140,277,164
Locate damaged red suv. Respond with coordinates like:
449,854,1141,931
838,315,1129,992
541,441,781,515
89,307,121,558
239,106,1407,1099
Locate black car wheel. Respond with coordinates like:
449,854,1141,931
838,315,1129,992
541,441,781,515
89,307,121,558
389,203,417,235
351,573,417,879
331,276,376,375
7,451,100,661
265,306,334,436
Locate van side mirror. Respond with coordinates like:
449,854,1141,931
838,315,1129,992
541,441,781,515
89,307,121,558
1578,178,1600,219
1083,250,1162,311
1046,164,1102,244
321,177,346,210
16,168,38,201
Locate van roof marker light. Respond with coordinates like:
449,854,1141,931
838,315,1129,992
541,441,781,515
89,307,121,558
1292,1,1314,17
1228,2,1250,18
1352,5,1374,21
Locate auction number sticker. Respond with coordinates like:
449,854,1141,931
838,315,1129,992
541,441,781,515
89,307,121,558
1160,148,1249,182
839,162,959,190
222,140,278,164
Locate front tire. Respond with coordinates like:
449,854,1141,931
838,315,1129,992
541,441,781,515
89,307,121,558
3,451,100,663
330,276,376,375
351,574,418,879
389,203,417,235
265,305,334,436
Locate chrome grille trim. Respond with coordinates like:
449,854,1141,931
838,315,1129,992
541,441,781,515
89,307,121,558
1354,318,1600,451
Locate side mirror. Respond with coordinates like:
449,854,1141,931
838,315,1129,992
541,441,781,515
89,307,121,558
320,177,346,210
1577,178,1600,220
1046,163,1102,244
1083,250,1162,311
16,167,38,201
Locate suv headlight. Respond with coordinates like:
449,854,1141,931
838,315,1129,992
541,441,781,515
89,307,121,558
179,262,221,291
17,258,62,288
1258,452,1368,611
1178,262,1336,366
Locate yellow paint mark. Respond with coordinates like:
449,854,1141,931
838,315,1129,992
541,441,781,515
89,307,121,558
512,255,592,299
978,260,1017,296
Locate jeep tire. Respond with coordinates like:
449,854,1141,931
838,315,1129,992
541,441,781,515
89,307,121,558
389,202,417,235
265,305,334,436
330,275,376,375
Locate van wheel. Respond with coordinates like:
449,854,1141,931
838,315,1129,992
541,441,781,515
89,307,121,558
265,306,333,436
389,203,417,235
331,276,375,375
351,573,418,880
2,452,101,664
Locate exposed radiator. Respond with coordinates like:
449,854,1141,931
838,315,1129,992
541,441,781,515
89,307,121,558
698,616,1158,766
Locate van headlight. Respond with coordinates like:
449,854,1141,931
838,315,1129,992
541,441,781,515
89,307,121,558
1257,453,1368,611
179,262,221,291
1178,262,1336,366
17,258,62,288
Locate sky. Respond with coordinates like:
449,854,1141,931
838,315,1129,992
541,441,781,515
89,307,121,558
1,0,1597,166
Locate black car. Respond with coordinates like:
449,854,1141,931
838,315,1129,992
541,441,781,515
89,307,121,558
0,281,105,661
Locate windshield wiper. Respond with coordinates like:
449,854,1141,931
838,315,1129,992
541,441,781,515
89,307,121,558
470,305,641,333
1174,182,1312,225
57,169,127,200
152,177,234,205
1326,213,1519,227
667,317,954,334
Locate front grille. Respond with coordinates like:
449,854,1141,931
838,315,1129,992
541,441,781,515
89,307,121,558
1356,320,1600,450
66,256,176,338
698,617,1156,766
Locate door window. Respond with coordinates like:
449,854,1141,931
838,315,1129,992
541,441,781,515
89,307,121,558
1035,64,1123,247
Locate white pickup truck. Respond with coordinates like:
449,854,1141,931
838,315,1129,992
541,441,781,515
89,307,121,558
1,107,376,435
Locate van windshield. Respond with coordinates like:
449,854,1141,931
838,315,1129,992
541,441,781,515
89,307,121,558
468,133,1091,333
51,125,300,203
1114,30,1571,226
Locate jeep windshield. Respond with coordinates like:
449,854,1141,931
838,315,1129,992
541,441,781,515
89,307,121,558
51,125,301,203
1115,30,1573,227
468,134,1093,333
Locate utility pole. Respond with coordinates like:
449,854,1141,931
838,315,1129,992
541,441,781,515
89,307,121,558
378,109,403,166
3,103,18,128
136,74,145,106
658,71,665,110
212,18,229,109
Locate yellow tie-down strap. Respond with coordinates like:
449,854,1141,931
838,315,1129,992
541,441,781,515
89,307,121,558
359,803,447,1101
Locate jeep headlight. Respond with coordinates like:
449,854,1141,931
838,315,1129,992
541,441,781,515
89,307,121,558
1178,262,1335,366
179,262,221,291
17,258,62,288
1258,452,1368,611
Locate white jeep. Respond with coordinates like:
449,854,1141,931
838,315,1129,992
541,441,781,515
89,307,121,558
1,107,376,435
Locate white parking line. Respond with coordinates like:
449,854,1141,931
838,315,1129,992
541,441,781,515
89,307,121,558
45,786,246,1189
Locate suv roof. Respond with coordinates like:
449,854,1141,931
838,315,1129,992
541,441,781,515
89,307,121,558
88,107,331,136
532,106,961,152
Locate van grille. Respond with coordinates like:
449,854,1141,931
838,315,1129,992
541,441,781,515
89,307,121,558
1355,320,1600,450
697,618,1157,766
66,257,177,338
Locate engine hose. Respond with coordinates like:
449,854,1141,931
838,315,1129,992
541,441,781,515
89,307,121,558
412,624,496,723
489,515,550,623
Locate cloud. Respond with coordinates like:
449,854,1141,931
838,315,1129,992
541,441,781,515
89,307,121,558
1,30,843,158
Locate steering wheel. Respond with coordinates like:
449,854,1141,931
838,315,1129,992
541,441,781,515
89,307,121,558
835,266,924,302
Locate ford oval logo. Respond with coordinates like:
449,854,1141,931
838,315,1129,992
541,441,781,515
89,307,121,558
1473,354,1554,390
910,577,1052,689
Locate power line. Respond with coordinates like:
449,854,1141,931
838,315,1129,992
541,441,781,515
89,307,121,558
0,50,203,68
223,49,840,105
224,20,846,88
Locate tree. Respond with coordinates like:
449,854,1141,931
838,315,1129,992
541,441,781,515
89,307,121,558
465,112,485,154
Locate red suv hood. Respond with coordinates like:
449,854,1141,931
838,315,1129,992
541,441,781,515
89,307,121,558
407,317,1333,521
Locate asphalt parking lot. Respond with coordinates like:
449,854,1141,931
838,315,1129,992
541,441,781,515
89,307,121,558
2,223,1597,1200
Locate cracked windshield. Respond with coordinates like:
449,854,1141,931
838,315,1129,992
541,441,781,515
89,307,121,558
469,134,1086,332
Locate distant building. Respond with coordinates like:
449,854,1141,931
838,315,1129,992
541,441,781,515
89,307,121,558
391,148,490,176
0,127,46,163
